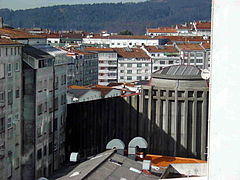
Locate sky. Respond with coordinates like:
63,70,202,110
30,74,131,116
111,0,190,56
0,0,145,10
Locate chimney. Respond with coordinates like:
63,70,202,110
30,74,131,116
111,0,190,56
0,17,3,28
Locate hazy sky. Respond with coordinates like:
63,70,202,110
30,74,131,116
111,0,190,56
0,0,145,10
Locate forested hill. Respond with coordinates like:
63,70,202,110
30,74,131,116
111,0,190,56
0,0,211,34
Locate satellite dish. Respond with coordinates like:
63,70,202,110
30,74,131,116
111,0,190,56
201,69,210,80
72,97,79,102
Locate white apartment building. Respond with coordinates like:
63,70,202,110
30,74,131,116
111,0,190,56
82,35,160,48
175,43,209,69
85,47,118,85
0,38,23,180
141,45,180,72
114,47,152,82
67,49,98,86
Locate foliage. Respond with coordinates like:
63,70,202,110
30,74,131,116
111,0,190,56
118,30,133,35
0,0,211,34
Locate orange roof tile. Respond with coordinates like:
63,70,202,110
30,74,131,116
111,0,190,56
176,43,204,51
0,38,22,45
68,85,91,89
201,42,210,49
145,154,206,167
144,45,178,53
113,48,150,59
147,27,177,33
195,21,211,30
0,28,45,39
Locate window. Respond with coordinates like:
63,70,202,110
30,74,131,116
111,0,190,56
127,76,132,80
44,102,47,112
154,66,158,70
196,59,203,63
0,92,5,103
49,142,53,155
188,91,194,97
137,69,141,74
7,117,12,129
120,64,124,67
120,70,124,73
15,89,20,98
54,97,58,110
137,76,141,80
137,64,142,68
0,64,4,79
160,61,165,64
120,76,124,79
145,64,149,67
169,61,174,64
37,104,43,115
7,64,12,77
127,64,132,67
127,70,132,74
7,90,13,105
0,117,4,132
44,145,47,156
5,48,8,56
37,149,42,160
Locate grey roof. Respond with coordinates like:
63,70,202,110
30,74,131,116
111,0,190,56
152,65,202,80
68,89,94,97
23,45,54,60
50,150,162,180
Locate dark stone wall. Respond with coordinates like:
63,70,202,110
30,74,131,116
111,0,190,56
66,95,140,160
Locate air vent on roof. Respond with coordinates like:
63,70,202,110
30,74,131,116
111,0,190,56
124,47,133,52
106,139,125,155
128,137,148,160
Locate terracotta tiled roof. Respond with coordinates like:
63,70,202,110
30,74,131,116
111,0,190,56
113,48,150,58
87,85,116,97
0,38,22,45
147,27,177,33
145,154,206,167
68,85,91,90
159,36,209,42
0,28,45,39
201,42,210,49
144,45,178,53
176,43,204,51
195,21,211,30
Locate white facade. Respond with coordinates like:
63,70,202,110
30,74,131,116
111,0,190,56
118,58,152,82
82,37,159,48
98,52,118,85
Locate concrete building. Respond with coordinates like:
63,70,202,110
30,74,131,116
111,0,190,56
22,45,56,179
85,47,118,85
33,45,69,172
66,49,98,86
140,65,209,160
141,45,180,72
175,43,209,69
192,21,211,37
0,38,23,180
114,47,152,82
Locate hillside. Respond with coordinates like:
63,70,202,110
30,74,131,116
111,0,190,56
0,0,211,34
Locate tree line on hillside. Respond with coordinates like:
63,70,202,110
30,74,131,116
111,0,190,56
0,0,211,34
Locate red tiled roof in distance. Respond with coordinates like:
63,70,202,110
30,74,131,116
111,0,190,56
68,85,91,90
176,43,204,51
0,28,45,39
0,38,22,45
147,27,177,33
145,154,206,167
113,48,150,59
201,42,210,49
195,21,211,30
144,45,178,53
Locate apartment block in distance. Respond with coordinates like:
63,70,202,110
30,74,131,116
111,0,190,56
66,49,98,86
85,47,118,85
0,38,23,180
114,47,152,82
